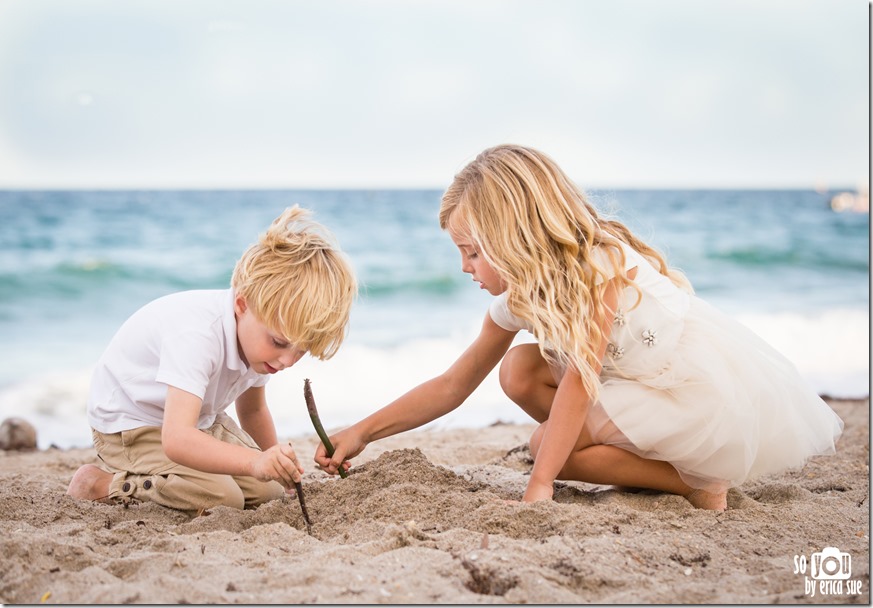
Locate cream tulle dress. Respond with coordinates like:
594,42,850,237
489,242,845,492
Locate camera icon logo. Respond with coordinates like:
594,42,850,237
811,547,852,580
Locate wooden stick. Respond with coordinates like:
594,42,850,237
294,481,313,535
304,378,348,478
288,443,313,535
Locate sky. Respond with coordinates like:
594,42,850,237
0,0,868,189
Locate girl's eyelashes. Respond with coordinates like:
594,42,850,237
271,337,289,348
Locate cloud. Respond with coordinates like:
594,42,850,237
0,0,866,188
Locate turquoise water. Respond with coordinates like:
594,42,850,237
0,189,868,448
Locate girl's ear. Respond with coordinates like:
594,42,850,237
234,295,248,315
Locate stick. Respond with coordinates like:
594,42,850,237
287,442,313,535
294,480,313,536
304,378,348,478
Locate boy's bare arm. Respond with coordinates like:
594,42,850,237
162,386,302,487
235,385,279,451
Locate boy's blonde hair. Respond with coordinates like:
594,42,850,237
440,144,691,400
231,206,356,360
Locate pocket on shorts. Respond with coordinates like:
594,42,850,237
91,428,106,451
119,426,165,469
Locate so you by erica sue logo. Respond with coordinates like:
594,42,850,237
793,547,863,598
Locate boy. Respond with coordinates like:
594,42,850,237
67,206,356,512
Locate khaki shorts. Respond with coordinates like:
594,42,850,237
92,413,284,512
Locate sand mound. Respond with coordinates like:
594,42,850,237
0,399,867,604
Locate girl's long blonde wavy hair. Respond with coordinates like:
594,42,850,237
440,144,692,400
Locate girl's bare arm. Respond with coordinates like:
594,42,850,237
315,313,517,474
523,272,629,501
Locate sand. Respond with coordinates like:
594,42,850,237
0,398,868,604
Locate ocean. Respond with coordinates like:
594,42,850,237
0,189,868,449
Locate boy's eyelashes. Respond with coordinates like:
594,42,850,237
271,337,290,348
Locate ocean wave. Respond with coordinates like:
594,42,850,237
0,260,467,304
735,308,869,398
1,189,868,449
359,274,463,297
707,247,869,273
3,306,868,450
0,260,228,302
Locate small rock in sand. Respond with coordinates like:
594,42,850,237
0,417,38,451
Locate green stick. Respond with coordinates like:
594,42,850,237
304,378,348,479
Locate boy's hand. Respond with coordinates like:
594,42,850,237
314,428,364,476
250,443,304,489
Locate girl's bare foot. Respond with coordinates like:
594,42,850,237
685,488,727,511
67,464,113,502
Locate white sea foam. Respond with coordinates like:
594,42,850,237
735,307,869,397
1,307,867,450
0,370,94,450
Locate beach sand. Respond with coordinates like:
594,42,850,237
0,398,867,604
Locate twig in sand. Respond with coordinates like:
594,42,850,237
288,442,313,535
294,480,313,535
304,378,348,479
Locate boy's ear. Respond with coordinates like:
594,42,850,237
234,295,248,315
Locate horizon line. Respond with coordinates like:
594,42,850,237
0,182,865,193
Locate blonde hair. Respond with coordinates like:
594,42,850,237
231,206,356,360
440,144,692,400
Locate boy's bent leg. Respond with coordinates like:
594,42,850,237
67,464,113,501
91,426,246,511
143,468,245,512
209,413,285,508
234,474,286,508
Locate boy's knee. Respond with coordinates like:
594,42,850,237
134,473,246,511
207,486,246,510
244,480,285,509
193,476,246,510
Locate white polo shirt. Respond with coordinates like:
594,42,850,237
87,289,270,434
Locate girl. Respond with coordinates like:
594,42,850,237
316,144,844,510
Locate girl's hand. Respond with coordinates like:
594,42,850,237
522,478,555,503
314,428,365,476
249,443,304,490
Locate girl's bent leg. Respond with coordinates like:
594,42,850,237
562,444,689,494
564,444,726,510
568,446,726,510
499,344,558,424
530,423,727,510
